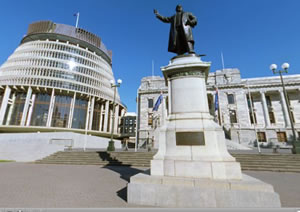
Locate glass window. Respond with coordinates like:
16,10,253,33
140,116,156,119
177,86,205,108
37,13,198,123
277,132,287,142
51,95,72,128
72,98,88,129
266,95,272,107
229,109,237,124
257,132,266,142
269,112,276,124
246,94,254,109
227,94,235,104
249,112,257,124
0,91,4,108
148,113,153,126
92,102,101,131
8,92,27,125
290,111,296,124
148,99,153,108
30,93,51,126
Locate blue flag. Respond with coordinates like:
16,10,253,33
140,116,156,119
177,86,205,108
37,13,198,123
153,94,163,111
214,89,219,111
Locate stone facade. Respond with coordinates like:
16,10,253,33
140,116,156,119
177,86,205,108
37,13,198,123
137,69,300,148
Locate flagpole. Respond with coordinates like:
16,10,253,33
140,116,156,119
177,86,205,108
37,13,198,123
75,12,80,28
152,60,154,79
246,80,261,153
221,52,225,70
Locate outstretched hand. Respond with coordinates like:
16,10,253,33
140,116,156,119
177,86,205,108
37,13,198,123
153,9,158,15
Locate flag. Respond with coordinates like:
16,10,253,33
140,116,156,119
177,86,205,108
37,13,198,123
214,88,219,111
153,94,163,111
214,88,219,123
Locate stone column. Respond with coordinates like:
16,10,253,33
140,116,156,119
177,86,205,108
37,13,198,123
103,100,109,132
279,90,291,127
85,97,91,132
89,96,95,130
46,89,55,127
6,93,16,125
114,104,119,133
67,93,76,128
20,87,33,126
0,86,11,125
260,91,271,128
99,102,104,131
26,94,36,126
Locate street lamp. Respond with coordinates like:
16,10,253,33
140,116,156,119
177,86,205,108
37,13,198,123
107,78,122,151
270,63,299,154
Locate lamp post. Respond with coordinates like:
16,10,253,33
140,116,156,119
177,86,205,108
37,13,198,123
107,79,122,151
270,63,299,154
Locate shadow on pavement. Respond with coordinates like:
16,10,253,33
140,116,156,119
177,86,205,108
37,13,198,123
97,151,150,202
103,165,150,201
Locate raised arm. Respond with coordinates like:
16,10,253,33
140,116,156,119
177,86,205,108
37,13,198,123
154,9,171,23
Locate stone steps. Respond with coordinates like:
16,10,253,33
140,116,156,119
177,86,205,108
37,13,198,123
35,151,300,172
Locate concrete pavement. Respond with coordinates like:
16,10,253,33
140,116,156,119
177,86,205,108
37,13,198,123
0,162,299,208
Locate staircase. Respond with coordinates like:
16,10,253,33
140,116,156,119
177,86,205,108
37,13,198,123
35,151,154,167
35,151,300,172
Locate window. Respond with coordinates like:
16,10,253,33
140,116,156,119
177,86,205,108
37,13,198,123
229,110,237,124
277,132,287,142
257,132,266,142
227,94,235,104
269,112,276,124
246,94,254,109
266,95,272,107
290,111,296,123
249,112,257,124
148,113,153,126
148,99,153,108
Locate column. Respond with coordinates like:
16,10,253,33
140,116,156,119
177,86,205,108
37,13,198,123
20,87,32,126
6,93,16,125
99,102,104,131
67,93,76,128
168,79,172,114
260,91,271,128
114,104,119,133
0,86,11,125
46,89,55,127
279,90,291,127
89,96,95,130
26,94,36,126
103,100,109,132
85,97,91,133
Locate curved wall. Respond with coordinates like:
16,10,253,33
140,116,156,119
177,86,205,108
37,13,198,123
0,21,126,137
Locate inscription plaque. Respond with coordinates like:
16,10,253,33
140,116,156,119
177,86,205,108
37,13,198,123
176,131,205,146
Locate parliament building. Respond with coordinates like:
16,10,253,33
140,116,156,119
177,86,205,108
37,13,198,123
137,69,300,149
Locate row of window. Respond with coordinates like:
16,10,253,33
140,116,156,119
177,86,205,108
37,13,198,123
18,40,109,65
256,131,300,143
0,77,111,99
2,57,111,82
0,68,107,89
11,48,111,75
0,91,121,132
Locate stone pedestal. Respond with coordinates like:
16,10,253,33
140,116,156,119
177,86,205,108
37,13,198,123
128,55,281,207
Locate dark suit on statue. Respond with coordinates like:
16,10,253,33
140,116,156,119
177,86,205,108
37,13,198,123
156,11,197,55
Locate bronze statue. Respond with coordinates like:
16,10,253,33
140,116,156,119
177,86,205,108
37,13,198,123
154,5,197,55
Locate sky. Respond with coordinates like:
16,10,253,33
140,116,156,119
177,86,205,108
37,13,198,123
0,0,299,112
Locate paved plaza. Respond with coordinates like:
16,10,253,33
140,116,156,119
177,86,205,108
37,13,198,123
0,162,299,208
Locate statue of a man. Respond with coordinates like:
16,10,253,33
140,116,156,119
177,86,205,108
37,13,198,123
154,5,197,55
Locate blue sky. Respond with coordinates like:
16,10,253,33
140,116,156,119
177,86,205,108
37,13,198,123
0,0,299,112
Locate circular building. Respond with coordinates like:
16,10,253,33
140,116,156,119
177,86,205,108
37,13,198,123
0,21,126,138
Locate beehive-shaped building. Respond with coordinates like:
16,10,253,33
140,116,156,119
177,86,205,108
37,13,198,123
0,21,126,137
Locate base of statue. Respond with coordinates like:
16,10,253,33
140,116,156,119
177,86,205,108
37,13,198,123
127,54,281,207
128,173,281,208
